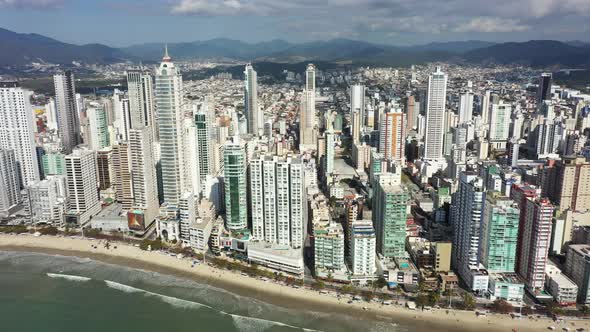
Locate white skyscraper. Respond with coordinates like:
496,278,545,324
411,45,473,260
65,149,101,225
0,149,20,216
127,70,156,140
424,67,448,160
244,64,261,135
351,220,377,276
300,64,317,149
156,47,187,205
325,130,335,176
459,81,474,124
350,84,365,144
25,177,66,225
488,100,512,150
129,127,159,223
248,154,305,248
54,71,81,153
0,81,40,186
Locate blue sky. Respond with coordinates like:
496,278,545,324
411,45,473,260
1,0,589,46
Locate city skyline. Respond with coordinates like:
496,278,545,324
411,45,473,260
1,1,590,46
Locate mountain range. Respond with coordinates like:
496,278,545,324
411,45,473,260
2,27,590,68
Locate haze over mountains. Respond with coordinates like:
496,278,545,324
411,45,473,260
1,27,590,68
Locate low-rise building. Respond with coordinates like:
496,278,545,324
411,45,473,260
488,273,525,302
248,242,304,276
546,264,578,306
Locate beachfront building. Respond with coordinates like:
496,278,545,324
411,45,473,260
156,47,186,205
64,149,101,225
112,143,133,211
129,127,159,224
188,199,216,252
488,273,525,302
373,175,409,259
248,242,305,277
350,220,377,282
224,137,248,231
516,197,554,292
0,149,20,216
480,193,520,273
248,154,305,248
0,81,40,186
179,192,196,245
565,245,590,304
313,222,346,277
451,172,488,293
546,263,578,306
24,177,67,225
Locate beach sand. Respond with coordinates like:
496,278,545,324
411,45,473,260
1,233,587,332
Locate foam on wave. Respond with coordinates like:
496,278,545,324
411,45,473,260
46,273,91,282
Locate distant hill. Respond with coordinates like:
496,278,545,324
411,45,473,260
463,40,590,67
2,27,590,69
0,28,129,66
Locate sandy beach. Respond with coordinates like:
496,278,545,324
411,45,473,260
0,233,586,332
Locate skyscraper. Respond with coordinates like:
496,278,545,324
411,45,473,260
480,193,520,272
0,81,40,186
244,63,260,135
129,127,159,223
127,70,156,140
248,154,305,248
424,66,448,160
552,156,590,212
54,71,81,153
223,137,247,231
324,130,335,176
351,220,377,276
300,64,317,149
458,81,474,124
373,177,409,258
488,100,512,150
517,197,554,291
379,110,405,162
112,143,133,210
194,112,213,192
350,84,365,145
65,149,101,225
0,149,20,216
537,73,552,104
87,104,110,150
155,47,186,205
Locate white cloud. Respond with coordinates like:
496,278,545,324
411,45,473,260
453,17,530,33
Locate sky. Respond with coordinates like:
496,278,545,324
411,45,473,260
1,0,590,47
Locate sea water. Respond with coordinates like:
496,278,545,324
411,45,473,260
0,251,410,332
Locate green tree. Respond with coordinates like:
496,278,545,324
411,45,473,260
361,290,374,302
375,277,388,290
428,291,440,306
415,293,430,308
312,280,325,291
491,300,514,314
580,305,590,315
461,293,476,311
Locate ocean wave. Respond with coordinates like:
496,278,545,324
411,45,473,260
104,280,214,311
46,273,91,282
229,313,323,332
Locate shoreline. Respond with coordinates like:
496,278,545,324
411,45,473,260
0,234,585,332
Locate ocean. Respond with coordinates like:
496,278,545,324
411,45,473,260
0,251,411,332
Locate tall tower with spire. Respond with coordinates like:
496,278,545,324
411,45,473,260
155,45,187,205
300,63,317,150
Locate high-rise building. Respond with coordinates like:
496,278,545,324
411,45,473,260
96,148,113,191
551,156,590,212
480,193,520,272
350,84,365,144
451,172,486,285
379,110,405,162
223,137,247,231
350,220,377,276
424,67,448,160
458,81,473,124
405,95,417,133
535,118,564,158
249,154,305,248
25,177,66,225
0,149,20,216
87,104,110,150
488,100,512,150
300,64,317,149
373,176,409,258
112,143,133,210
314,223,346,273
42,151,66,176
0,82,40,186
65,149,101,225
565,245,590,304
537,73,552,104
244,63,261,135
194,112,213,192
129,127,159,223
54,71,81,153
155,47,186,205
517,197,554,291
324,130,335,176
126,70,155,134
